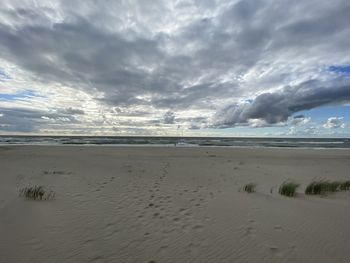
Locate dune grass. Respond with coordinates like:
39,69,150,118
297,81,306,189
340,181,350,191
279,181,300,197
241,179,350,197
306,180,350,195
305,181,325,195
19,185,55,200
243,183,256,193
328,181,341,192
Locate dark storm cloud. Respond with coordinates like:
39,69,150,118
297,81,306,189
0,0,350,132
0,17,165,102
213,78,350,127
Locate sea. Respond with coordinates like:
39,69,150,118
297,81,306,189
0,136,349,149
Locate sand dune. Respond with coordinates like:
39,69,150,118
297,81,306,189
0,146,350,263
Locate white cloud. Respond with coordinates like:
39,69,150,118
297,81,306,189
290,116,311,126
247,119,267,128
323,117,346,129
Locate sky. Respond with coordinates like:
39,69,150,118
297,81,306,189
0,0,350,137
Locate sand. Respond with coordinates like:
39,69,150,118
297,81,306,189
0,146,350,263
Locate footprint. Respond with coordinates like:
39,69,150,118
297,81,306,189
184,211,192,216
193,224,203,231
274,225,283,231
268,245,279,252
241,224,256,236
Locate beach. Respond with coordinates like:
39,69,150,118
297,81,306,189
1,146,350,263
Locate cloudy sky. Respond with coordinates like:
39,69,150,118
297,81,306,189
0,0,350,136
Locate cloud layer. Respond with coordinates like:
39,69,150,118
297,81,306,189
213,78,350,127
0,0,350,134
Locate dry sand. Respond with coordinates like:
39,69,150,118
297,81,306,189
0,146,350,263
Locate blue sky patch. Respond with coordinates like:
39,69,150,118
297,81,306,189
296,105,350,122
0,90,37,101
328,65,350,75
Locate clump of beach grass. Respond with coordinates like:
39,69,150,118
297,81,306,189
340,180,350,191
279,181,300,197
243,183,256,193
305,181,326,195
19,185,55,200
306,180,350,195
328,181,341,192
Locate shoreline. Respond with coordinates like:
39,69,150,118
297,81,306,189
1,144,350,150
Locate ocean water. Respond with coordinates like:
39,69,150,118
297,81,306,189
0,136,349,149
